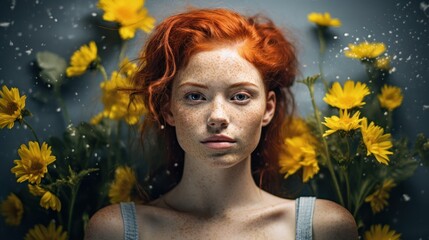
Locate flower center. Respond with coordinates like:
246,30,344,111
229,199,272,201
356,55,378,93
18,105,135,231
5,101,18,115
29,160,45,175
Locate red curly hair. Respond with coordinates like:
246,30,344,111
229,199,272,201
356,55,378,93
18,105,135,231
132,8,297,194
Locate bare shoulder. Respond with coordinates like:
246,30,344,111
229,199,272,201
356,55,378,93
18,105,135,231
84,204,124,240
313,199,358,240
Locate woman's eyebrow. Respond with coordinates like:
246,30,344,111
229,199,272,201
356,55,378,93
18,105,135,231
229,82,259,88
178,82,208,89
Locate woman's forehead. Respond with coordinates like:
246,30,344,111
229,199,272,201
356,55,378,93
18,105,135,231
174,47,263,86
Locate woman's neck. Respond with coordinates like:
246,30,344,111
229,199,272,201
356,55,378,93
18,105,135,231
163,156,264,217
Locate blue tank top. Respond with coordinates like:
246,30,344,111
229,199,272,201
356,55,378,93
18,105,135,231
120,197,316,240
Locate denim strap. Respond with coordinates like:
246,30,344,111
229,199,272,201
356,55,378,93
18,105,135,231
120,202,139,240
295,196,316,240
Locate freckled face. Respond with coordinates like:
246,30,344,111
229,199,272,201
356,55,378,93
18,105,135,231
164,47,275,168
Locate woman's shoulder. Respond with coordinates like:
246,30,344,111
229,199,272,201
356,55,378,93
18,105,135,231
312,199,358,240
84,204,124,240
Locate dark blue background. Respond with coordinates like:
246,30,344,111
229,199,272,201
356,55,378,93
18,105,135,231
1,0,428,238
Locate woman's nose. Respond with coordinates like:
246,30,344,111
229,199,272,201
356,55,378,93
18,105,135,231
207,99,229,129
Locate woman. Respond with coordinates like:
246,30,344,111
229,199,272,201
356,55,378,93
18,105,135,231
85,8,358,240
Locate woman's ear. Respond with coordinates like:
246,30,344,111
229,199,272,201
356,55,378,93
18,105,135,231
262,91,276,126
162,99,176,126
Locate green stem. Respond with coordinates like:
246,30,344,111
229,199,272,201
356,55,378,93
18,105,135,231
317,27,329,91
67,183,80,235
97,65,109,82
308,83,344,206
54,86,71,125
353,179,375,218
119,41,129,62
22,119,40,143
344,168,351,210
344,135,352,210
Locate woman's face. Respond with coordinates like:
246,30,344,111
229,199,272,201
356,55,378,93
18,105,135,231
164,47,276,168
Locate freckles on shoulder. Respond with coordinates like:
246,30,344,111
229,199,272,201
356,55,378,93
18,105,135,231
312,199,358,240
84,204,124,240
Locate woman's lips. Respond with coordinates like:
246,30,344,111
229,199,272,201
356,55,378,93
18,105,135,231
201,135,236,149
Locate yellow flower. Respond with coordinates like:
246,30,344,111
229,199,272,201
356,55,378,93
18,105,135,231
11,141,56,184
120,57,138,77
28,184,61,212
40,191,62,212
307,12,341,27
279,136,319,182
361,118,393,165
0,85,26,129
89,112,104,125
378,85,403,111
323,80,370,110
364,224,401,240
283,117,316,141
344,42,386,60
108,166,137,204
97,0,155,39
101,71,146,125
323,110,362,137
66,41,98,77
28,184,46,196
24,220,68,240
375,56,391,70
0,193,24,226
365,179,396,214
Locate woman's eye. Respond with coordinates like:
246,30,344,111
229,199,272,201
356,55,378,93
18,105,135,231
231,93,250,102
185,93,205,101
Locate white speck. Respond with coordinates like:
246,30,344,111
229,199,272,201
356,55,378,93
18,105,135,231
56,108,61,112
344,33,349,37
333,35,338,39
91,12,97,17
9,41,13,46
25,49,33,55
0,22,10,27
421,2,429,14
402,194,411,201
406,55,412,61
423,105,429,110
71,149,75,152
11,0,16,10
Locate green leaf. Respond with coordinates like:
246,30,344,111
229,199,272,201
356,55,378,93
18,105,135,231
415,133,429,167
386,138,419,182
36,51,67,87
297,74,321,88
